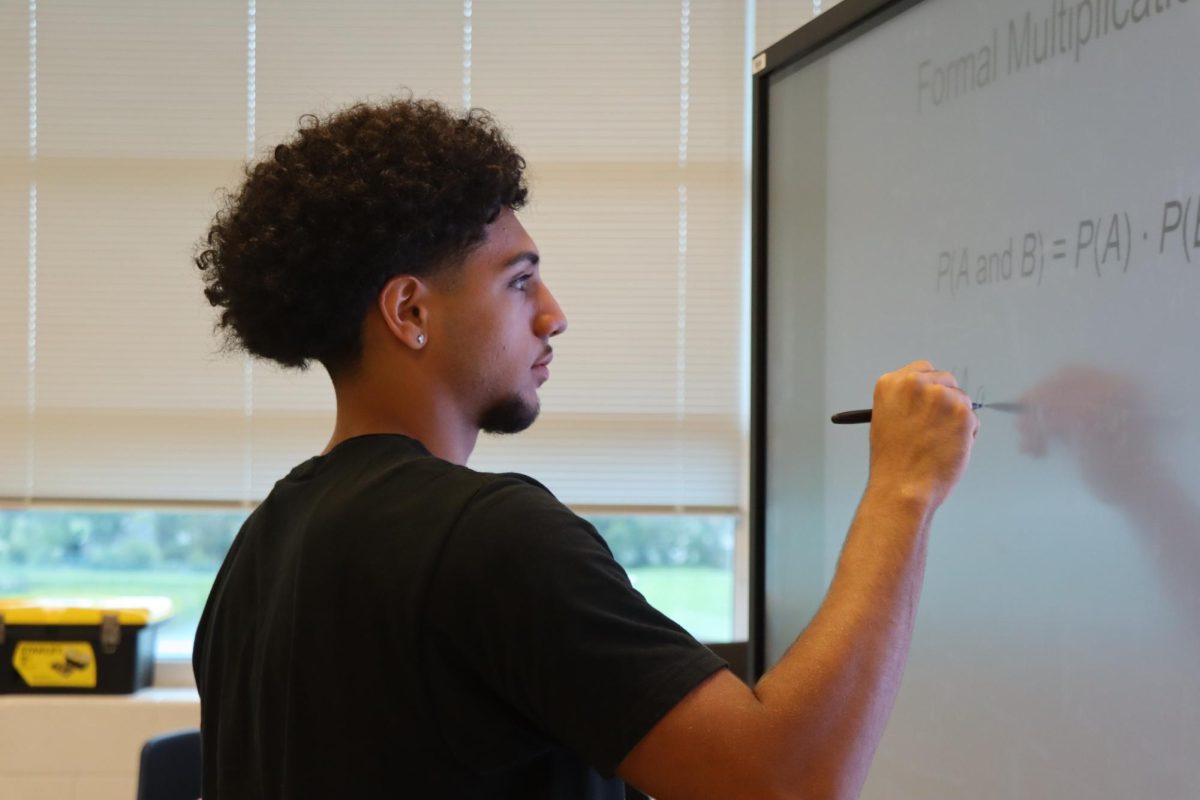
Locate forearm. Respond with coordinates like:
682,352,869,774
618,363,974,800
751,482,935,798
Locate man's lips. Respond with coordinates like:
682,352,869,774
533,351,553,381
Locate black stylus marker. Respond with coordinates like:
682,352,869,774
830,402,1024,424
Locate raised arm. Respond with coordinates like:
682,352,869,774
618,361,978,800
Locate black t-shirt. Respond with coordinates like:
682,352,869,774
193,434,727,799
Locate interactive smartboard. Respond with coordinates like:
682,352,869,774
752,1,1200,797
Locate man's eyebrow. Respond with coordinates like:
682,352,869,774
501,251,540,269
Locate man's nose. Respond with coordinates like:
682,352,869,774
537,284,568,338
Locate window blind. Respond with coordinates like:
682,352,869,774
1,0,751,510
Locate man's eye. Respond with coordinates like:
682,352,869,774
512,273,532,290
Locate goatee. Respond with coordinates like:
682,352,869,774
479,394,540,434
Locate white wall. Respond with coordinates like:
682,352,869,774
0,688,198,800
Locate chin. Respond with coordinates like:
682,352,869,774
479,393,540,435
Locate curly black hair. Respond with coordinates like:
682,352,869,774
196,97,528,372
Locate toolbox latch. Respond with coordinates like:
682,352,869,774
100,613,121,655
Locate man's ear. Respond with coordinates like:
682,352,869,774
378,275,429,350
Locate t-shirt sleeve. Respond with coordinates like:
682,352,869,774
423,474,728,777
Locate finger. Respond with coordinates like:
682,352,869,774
921,370,962,390
899,359,935,373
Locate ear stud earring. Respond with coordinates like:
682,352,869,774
417,334,426,346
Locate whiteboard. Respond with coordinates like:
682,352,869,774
758,1,1200,797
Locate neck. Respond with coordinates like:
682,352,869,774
323,374,479,465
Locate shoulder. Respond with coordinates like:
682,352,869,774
457,470,584,524
445,469,615,566
426,468,634,626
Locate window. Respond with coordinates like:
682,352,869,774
1,1,753,665
0,507,737,658
0,507,246,658
589,513,736,643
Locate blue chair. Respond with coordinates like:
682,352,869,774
137,728,202,800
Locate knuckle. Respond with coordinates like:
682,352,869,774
899,372,923,392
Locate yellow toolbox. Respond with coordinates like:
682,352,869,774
0,597,172,694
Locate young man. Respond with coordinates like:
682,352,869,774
194,98,978,800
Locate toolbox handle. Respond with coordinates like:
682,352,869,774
100,613,121,655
